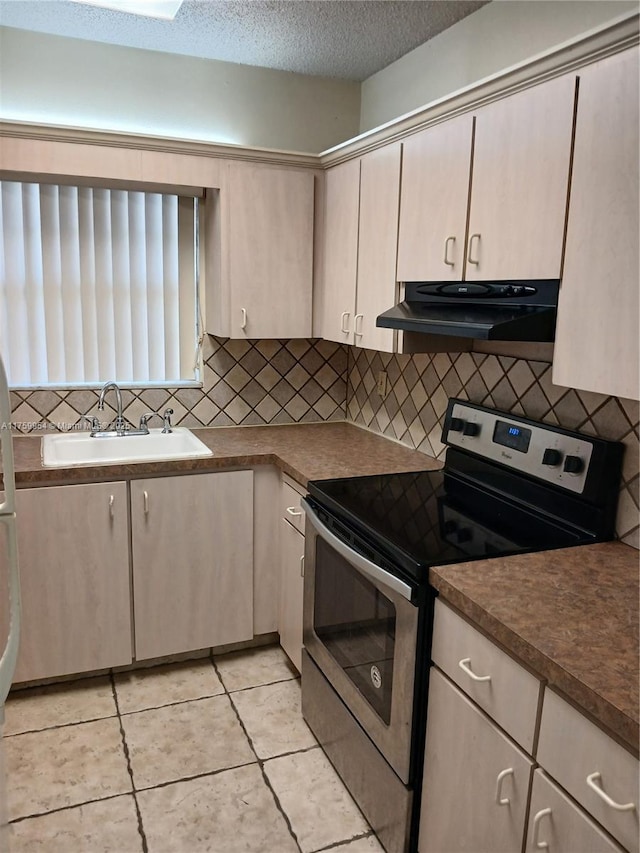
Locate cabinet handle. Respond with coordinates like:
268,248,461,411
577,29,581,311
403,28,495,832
300,555,305,577
109,494,115,520
586,772,635,811
531,808,551,849
286,506,303,518
444,235,456,267
467,233,481,265
495,767,513,805
458,657,491,682
354,313,364,337
240,308,247,330
341,312,351,334
143,490,149,515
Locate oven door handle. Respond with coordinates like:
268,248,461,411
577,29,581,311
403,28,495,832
301,498,414,602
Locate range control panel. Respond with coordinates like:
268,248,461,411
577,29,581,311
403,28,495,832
443,400,594,495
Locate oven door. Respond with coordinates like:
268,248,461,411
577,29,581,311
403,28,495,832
302,498,419,785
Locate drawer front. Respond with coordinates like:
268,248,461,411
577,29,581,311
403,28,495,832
526,770,624,853
431,599,541,752
538,689,639,853
281,479,305,534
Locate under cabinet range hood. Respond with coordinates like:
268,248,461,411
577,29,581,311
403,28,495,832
377,280,560,341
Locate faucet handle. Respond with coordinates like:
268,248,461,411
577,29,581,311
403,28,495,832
139,412,161,431
162,408,174,433
80,414,101,433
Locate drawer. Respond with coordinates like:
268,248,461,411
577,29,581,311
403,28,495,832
280,477,305,534
431,599,542,753
538,689,639,853
526,769,624,853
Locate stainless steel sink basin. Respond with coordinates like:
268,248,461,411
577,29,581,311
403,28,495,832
42,428,213,467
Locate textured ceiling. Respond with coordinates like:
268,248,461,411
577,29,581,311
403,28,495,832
0,0,489,81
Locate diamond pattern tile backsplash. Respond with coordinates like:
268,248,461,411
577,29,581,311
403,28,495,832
9,336,347,434
347,348,639,549
8,337,638,548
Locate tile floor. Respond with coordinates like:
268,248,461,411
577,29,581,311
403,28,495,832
4,645,384,853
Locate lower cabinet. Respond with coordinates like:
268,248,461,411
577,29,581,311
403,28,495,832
421,601,638,853
6,470,256,684
131,471,254,660
278,476,306,672
419,668,534,853
10,482,132,682
525,770,624,853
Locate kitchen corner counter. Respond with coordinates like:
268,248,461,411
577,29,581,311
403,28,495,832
430,541,639,754
9,422,440,487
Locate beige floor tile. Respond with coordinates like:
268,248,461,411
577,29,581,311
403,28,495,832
232,679,317,759
138,763,299,853
6,717,132,821
264,747,369,853
9,794,142,852
329,834,385,852
115,660,224,714
214,644,297,692
122,695,255,789
4,677,116,735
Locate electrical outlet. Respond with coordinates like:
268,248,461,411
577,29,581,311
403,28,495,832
377,371,388,398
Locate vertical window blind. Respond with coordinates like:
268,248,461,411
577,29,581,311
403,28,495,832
0,181,199,387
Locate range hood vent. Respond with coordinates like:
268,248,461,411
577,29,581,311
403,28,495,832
377,280,560,342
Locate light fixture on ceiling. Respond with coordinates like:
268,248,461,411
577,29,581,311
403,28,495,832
69,0,184,20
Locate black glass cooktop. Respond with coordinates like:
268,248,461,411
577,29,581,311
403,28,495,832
307,468,591,584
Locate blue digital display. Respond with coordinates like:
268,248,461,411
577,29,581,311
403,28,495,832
493,420,532,453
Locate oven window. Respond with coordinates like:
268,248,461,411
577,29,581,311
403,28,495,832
313,538,395,724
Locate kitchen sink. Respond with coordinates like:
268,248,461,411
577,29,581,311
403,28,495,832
42,428,213,467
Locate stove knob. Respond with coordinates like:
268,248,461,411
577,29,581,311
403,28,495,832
462,422,480,437
449,417,465,432
457,528,473,544
542,448,562,467
563,455,584,474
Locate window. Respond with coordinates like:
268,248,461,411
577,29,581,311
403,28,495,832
0,180,200,387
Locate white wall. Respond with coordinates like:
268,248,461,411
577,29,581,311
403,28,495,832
0,27,361,154
360,0,639,132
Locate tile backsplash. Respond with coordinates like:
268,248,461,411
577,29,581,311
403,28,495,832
8,337,638,548
347,348,639,549
8,336,347,433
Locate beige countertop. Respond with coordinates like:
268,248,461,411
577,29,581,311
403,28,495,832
9,422,639,753
431,541,639,754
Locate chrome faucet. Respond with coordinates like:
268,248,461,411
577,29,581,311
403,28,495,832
98,381,126,434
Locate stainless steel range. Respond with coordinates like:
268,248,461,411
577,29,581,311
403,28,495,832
301,398,624,853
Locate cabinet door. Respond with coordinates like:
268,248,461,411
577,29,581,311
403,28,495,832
397,114,473,282
131,471,253,660
227,163,314,338
553,48,639,400
317,159,360,344
525,770,624,853
466,75,575,280
419,668,533,853
11,483,131,682
279,518,304,673
355,143,401,353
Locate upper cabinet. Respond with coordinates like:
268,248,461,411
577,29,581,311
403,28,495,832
317,145,400,353
205,162,314,339
316,159,361,345
553,47,640,401
466,75,575,281
397,114,473,282
355,143,401,352
397,76,576,283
